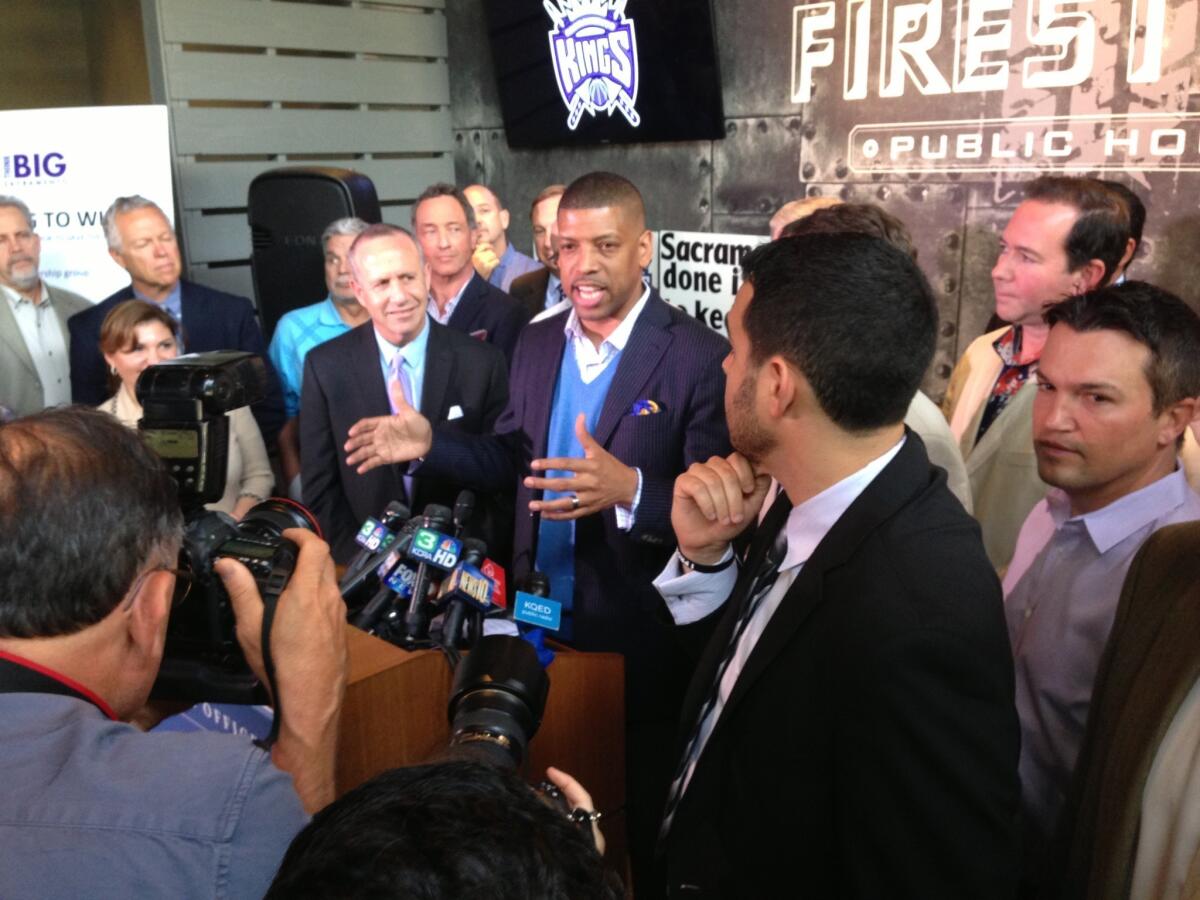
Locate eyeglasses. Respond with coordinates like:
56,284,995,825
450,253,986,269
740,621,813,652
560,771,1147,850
125,565,194,609
160,566,195,609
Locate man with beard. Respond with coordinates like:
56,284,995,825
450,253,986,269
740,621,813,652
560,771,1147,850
0,195,91,419
268,216,370,496
653,234,1020,898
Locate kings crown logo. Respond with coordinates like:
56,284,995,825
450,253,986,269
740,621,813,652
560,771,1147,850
545,0,640,131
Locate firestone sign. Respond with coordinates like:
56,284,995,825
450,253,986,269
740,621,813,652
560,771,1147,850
790,0,1197,172
546,0,641,131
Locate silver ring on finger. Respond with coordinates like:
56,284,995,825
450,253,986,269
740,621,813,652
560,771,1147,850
571,494,581,511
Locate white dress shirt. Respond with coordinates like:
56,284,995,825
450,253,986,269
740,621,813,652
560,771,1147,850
427,276,471,326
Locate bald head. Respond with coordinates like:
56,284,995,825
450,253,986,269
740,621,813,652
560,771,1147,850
347,222,423,282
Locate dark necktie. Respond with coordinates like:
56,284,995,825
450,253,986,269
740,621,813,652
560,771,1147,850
659,495,792,838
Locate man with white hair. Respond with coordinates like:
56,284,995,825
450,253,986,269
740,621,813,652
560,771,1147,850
0,195,91,419
269,216,371,493
68,195,285,442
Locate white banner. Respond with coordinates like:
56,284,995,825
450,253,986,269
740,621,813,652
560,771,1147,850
652,229,769,337
0,105,174,303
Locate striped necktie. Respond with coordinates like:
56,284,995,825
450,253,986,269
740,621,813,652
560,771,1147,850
659,500,791,839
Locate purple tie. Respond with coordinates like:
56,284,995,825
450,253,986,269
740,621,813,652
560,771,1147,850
387,355,415,501
389,355,414,414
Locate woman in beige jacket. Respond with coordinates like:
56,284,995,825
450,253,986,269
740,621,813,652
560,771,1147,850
96,299,272,519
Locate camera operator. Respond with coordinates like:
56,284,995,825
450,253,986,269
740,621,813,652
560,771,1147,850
266,761,621,900
0,406,346,899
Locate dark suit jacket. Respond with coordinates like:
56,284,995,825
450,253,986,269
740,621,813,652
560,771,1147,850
443,272,530,367
300,319,509,564
419,292,731,719
664,433,1021,899
67,280,285,443
507,267,551,321
1046,522,1200,900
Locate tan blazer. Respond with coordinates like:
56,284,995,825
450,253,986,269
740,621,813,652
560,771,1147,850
906,389,973,513
0,283,92,418
1048,522,1200,900
102,386,273,516
943,328,1048,572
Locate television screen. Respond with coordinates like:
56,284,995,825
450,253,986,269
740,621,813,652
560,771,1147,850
484,0,725,148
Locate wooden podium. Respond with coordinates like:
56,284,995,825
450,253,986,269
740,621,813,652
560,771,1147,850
337,626,628,872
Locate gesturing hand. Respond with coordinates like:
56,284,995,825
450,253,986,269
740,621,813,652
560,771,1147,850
525,413,638,521
344,379,433,474
671,453,773,565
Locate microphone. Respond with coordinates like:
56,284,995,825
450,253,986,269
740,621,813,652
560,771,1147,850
346,504,446,634
338,500,410,605
347,541,418,632
439,538,490,649
452,489,475,538
480,558,508,611
402,505,461,643
513,571,562,633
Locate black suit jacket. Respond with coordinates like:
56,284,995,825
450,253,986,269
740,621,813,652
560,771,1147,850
300,319,509,563
443,272,530,367
418,292,731,719
664,433,1021,899
68,280,285,443
507,267,551,321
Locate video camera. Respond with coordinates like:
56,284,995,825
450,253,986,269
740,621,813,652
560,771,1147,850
138,351,317,703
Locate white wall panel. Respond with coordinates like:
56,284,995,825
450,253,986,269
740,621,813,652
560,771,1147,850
158,0,446,56
176,156,452,210
172,107,451,155
168,53,449,105
142,0,452,293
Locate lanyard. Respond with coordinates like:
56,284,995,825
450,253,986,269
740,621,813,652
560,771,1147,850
0,651,118,719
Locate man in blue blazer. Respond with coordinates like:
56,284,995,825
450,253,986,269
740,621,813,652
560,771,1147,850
343,172,731,888
67,196,285,443
412,183,530,367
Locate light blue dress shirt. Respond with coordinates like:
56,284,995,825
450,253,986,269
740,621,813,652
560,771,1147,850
488,243,542,293
268,296,353,418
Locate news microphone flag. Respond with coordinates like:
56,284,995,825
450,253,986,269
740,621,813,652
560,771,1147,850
408,527,462,571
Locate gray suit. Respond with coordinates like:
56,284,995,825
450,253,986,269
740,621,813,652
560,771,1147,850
0,283,92,418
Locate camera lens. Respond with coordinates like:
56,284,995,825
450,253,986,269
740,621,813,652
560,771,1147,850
448,635,549,769
239,498,322,540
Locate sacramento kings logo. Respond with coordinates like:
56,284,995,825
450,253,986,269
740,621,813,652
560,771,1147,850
545,0,640,131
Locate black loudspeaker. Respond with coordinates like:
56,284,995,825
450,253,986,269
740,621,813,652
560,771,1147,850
247,167,382,338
